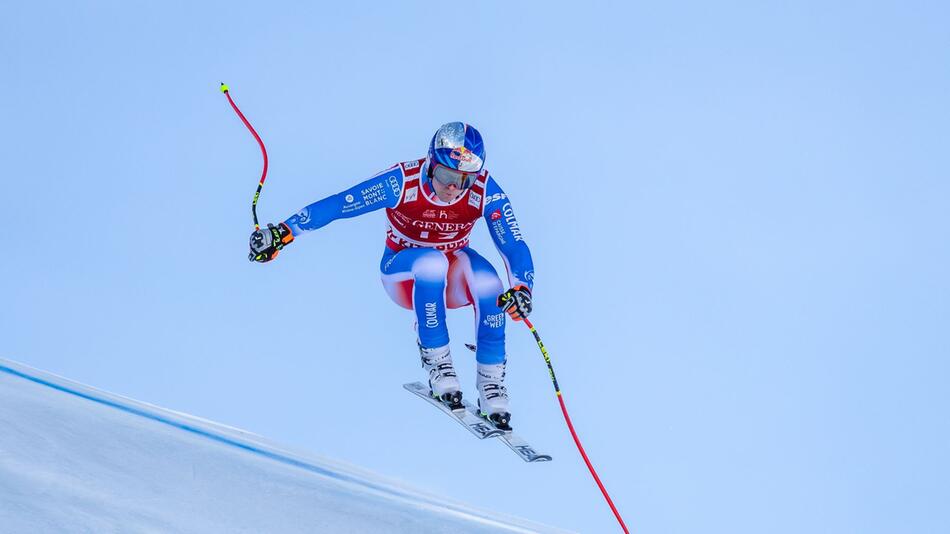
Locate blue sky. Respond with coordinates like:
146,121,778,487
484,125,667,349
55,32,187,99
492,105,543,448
3,1,949,532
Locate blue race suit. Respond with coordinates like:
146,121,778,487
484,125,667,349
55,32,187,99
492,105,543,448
284,160,533,364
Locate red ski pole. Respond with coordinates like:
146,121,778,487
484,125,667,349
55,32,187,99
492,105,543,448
522,317,630,533
220,83,269,231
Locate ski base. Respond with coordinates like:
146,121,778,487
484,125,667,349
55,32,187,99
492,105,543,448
405,382,552,462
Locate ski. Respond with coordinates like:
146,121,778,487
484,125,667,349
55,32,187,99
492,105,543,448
497,430,553,463
403,382,504,439
461,402,553,463
404,382,552,462
460,343,552,462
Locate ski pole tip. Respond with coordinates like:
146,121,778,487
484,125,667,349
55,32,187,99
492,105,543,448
220,83,229,93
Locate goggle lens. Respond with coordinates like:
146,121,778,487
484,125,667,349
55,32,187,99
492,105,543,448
432,164,475,189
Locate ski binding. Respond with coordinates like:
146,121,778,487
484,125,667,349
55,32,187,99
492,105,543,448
405,382,553,462
404,382,504,439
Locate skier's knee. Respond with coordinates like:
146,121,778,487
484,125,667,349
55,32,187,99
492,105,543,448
412,250,449,282
471,271,503,300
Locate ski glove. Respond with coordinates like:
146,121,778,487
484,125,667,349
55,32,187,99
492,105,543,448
498,284,532,321
249,222,294,263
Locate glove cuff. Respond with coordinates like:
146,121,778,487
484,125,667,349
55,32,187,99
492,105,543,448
277,222,294,245
269,222,294,247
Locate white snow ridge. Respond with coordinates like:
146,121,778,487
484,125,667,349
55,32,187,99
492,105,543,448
0,359,572,534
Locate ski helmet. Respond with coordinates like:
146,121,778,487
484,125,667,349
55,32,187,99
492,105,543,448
426,122,485,189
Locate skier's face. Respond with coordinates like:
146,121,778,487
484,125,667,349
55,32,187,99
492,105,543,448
432,176,464,202
431,163,475,202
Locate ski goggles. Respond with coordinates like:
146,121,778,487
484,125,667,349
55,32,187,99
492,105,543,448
431,163,477,189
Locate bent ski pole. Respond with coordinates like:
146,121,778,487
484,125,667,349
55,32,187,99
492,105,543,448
220,83,270,230
521,317,630,534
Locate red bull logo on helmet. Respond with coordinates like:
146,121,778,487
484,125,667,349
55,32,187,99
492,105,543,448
450,146,474,163
450,146,484,172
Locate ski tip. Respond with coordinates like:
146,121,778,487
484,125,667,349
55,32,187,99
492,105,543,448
220,83,229,93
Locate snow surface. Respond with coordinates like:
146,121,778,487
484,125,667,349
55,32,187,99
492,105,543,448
0,359,572,533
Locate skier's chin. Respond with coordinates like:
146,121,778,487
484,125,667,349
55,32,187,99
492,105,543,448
434,186,464,203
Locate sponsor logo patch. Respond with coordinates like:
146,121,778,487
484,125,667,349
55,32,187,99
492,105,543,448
483,312,505,328
502,203,523,242
387,175,401,197
294,207,311,225
468,191,482,208
485,192,507,205
424,302,439,328
450,147,474,164
404,186,418,202
491,220,507,244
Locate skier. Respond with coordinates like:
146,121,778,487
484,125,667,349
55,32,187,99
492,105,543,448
248,122,534,429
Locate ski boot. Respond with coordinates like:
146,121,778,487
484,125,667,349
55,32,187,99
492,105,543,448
419,344,463,410
477,361,512,431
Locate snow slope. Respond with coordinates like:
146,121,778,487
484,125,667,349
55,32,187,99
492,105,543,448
0,359,572,533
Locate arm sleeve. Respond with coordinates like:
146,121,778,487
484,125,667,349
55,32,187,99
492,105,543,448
482,176,535,291
283,166,404,235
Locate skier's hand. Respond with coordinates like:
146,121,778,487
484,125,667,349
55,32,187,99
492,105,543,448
249,222,294,263
498,285,532,321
